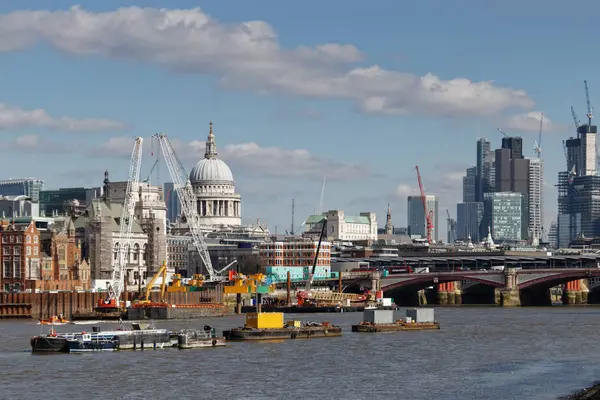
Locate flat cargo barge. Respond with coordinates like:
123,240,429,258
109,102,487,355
351,321,440,332
224,325,342,341
224,311,342,341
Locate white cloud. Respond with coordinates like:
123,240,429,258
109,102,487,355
0,6,534,117
94,136,370,181
502,111,568,133
0,103,127,132
0,134,73,153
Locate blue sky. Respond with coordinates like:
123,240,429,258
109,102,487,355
0,1,597,235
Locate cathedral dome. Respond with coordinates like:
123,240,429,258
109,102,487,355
188,121,234,184
190,158,233,183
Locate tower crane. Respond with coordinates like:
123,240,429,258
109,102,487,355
497,128,509,138
98,137,144,310
152,133,235,282
533,113,544,158
571,106,581,130
415,166,433,244
585,80,593,126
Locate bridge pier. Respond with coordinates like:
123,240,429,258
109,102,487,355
436,282,461,305
562,279,588,305
500,268,521,307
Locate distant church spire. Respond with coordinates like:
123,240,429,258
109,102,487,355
102,170,111,202
385,203,393,235
205,121,218,159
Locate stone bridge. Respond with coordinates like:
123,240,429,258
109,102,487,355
380,268,600,306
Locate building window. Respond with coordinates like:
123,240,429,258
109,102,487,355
13,260,21,279
34,236,38,244
34,247,38,256
27,247,31,256
10,236,14,243
3,247,10,255
26,235,30,244
14,247,20,256
133,243,140,262
1,236,4,244
3,261,11,278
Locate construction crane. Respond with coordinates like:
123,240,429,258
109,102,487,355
153,133,236,282
415,166,433,244
571,106,581,130
533,113,544,158
98,137,144,310
585,80,594,126
497,128,509,137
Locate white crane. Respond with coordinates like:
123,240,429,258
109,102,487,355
153,133,235,282
533,112,544,158
102,137,143,308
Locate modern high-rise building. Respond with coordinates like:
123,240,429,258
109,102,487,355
462,166,477,202
494,145,530,240
163,182,181,223
578,124,597,176
548,221,558,249
482,192,523,242
476,138,494,201
527,158,544,244
456,202,484,242
407,195,438,242
0,179,44,202
501,136,524,160
39,187,100,216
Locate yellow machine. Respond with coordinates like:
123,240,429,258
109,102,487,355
167,274,187,293
137,261,168,304
223,273,275,294
245,312,284,329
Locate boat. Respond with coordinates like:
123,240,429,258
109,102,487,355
65,333,119,353
38,315,71,325
30,328,70,353
177,326,226,349
351,308,441,333
89,322,173,350
223,312,342,341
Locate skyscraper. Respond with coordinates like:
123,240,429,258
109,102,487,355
527,158,544,244
462,166,477,202
476,138,494,201
407,195,438,242
163,182,181,223
502,136,524,160
456,202,484,242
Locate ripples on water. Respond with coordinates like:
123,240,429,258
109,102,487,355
0,307,599,400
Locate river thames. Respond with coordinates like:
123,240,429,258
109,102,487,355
1,307,598,399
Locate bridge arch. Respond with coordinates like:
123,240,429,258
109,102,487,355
382,274,504,292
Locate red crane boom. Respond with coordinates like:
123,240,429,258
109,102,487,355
415,166,433,244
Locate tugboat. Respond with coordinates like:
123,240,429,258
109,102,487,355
223,312,342,341
177,325,226,349
30,328,70,353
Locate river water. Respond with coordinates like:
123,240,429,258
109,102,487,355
0,307,598,400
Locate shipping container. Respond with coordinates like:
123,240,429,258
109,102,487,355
245,312,284,329
406,308,435,323
363,309,394,324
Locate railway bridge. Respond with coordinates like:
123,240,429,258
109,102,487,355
380,268,600,306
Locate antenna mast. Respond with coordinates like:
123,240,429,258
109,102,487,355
291,198,295,235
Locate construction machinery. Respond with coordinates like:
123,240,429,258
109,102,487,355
533,113,544,158
134,261,168,306
415,166,434,244
152,132,237,283
97,137,144,311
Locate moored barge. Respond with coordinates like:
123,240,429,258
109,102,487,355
223,312,342,341
351,308,440,333
177,326,226,349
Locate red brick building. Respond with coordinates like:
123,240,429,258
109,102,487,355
0,218,41,291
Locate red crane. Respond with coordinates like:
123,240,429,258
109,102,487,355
415,166,433,244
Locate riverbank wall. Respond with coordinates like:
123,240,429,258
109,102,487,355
0,290,223,319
